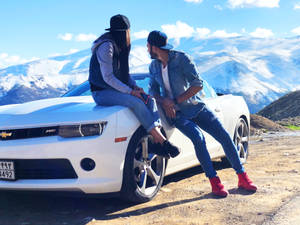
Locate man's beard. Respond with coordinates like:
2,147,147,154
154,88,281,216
150,52,158,59
149,46,158,59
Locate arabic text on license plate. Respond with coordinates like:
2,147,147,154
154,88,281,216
0,161,15,180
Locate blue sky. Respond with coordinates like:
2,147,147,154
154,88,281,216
1,0,300,68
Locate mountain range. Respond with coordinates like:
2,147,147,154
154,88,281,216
1,36,300,113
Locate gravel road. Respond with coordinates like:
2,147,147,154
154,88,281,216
0,132,300,225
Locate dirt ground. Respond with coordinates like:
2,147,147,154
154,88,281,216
0,132,300,225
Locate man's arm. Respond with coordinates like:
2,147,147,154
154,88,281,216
174,53,203,104
175,86,202,104
154,86,202,118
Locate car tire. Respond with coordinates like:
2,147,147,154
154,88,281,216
221,117,250,165
120,127,167,203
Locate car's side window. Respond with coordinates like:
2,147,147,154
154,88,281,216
135,77,150,94
200,80,217,99
80,89,92,96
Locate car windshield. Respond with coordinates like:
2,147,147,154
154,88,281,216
63,73,217,99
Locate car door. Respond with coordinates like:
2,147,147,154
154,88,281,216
157,105,200,175
201,80,224,159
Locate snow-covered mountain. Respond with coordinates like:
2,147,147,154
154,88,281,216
1,36,300,113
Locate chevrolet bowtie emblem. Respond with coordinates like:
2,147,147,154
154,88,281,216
0,132,12,139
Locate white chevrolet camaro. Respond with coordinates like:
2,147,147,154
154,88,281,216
0,74,250,202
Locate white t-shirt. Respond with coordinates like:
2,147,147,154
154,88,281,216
161,65,174,99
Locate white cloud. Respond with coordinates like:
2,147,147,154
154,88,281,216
57,33,97,42
184,0,203,3
0,52,39,69
211,30,240,38
161,21,195,45
148,21,242,44
57,33,73,41
0,53,9,59
291,26,300,35
214,4,223,10
195,28,211,39
294,3,300,9
250,27,274,38
228,0,280,8
75,33,97,42
135,22,277,46
132,30,149,40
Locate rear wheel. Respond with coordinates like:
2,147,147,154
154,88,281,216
234,118,249,164
120,127,166,203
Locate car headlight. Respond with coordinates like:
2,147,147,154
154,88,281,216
58,122,107,138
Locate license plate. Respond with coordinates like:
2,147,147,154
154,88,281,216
0,161,15,180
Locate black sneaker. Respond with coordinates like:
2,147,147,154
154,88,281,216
149,142,170,159
162,141,181,158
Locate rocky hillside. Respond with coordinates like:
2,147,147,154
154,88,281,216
250,114,289,135
258,90,300,121
276,116,300,127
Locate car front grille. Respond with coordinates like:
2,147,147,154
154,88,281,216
2,159,78,180
0,127,59,141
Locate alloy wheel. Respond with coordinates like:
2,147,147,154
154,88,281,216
133,135,165,196
234,119,249,164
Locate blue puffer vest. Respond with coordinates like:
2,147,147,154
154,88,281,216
88,32,121,90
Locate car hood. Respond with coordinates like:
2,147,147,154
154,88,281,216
0,96,124,129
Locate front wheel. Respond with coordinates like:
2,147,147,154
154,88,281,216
120,127,167,203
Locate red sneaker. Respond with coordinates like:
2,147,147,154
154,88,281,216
209,177,228,197
238,172,257,191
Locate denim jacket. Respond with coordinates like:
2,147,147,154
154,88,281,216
148,50,205,119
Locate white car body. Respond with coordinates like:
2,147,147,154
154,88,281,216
0,75,250,199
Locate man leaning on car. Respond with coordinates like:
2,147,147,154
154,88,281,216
146,30,257,197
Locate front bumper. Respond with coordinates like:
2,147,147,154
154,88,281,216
0,130,130,194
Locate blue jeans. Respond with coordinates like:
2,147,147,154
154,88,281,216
92,90,161,132
173,105,245,178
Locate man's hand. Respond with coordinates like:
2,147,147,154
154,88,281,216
162,98,175,107
162,98,176,118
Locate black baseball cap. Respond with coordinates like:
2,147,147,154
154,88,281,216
105,14,130,31
147,30,173,50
